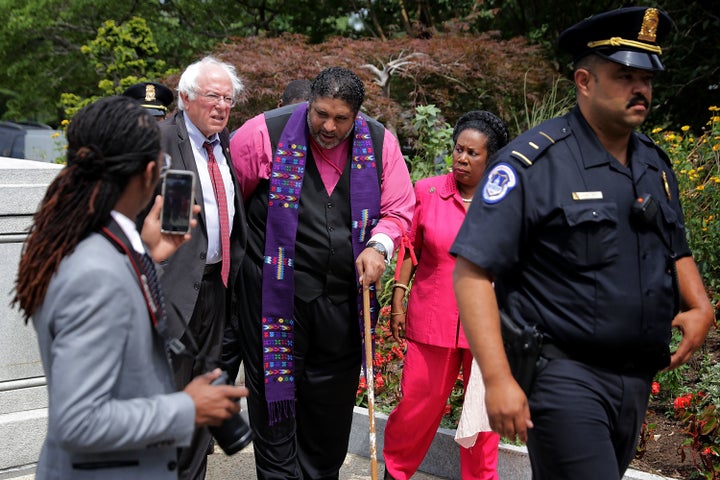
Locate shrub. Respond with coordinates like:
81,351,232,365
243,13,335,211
671,354,720,479
651,107,720,309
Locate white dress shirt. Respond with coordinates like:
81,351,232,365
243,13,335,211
183,114,236,265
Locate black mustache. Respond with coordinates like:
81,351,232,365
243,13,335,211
627,95,649,109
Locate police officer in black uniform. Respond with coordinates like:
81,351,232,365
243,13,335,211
123,82,174,121
451,7,714,480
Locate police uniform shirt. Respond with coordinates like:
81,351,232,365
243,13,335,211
450,106,690,367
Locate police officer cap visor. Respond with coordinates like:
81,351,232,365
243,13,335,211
558,7,672,72
141,106,168,117
122,82,174,117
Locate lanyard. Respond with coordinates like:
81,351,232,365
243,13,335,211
100,226,161,328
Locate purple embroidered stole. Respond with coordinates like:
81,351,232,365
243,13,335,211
262,103,380,424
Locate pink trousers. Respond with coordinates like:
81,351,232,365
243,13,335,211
383,340,500,479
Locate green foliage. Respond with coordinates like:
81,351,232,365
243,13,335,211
674,387,720,479
651,107,720,306
698,358,720,410
61,16,179,119
0,0,716,133
404,105,453,182
653,329,691,405
654,364,690,407
82,17,173,90
649,108,720,478
512,74,575,133
355,305,405,415
477,0,720,134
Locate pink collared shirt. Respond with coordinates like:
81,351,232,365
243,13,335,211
406,173,471,349
230,110,414,250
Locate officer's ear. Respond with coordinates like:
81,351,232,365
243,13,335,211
574,68,593,96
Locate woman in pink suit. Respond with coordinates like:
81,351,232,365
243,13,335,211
383,111,509,480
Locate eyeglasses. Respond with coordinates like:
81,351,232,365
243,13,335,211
195,92,236,108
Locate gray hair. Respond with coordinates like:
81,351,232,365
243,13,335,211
176,56,244,111
309,67,365,115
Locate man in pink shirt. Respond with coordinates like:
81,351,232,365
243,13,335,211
225,67,414,479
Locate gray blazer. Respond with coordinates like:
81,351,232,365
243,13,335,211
32,225,195,479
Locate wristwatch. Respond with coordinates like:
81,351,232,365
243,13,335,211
366,240,389,265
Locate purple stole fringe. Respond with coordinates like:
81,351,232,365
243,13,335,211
262,103,380,424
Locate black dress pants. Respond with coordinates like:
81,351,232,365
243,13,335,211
174,267,227,480
234,259,362,479
526,358,653,480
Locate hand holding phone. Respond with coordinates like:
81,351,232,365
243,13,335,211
141,195,200,263
161,170,196,235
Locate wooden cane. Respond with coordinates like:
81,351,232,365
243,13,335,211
363,286,378,480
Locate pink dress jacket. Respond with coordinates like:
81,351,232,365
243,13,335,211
405,173,471,349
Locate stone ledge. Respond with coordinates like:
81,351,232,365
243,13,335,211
349,407,678,480
0,409,47,471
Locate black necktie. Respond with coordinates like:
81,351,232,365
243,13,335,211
139,251,167,334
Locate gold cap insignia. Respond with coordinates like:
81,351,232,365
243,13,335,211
638,8,659,42
144,84,157,103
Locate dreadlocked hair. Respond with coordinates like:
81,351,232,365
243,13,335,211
452,110,510,158
309,67,365,115
12,96,161,322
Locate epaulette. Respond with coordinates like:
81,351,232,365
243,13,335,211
509,117,571,167
636,131,672,168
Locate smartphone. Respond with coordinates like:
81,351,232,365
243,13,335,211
161,169,196,234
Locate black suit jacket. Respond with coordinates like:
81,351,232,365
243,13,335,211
158,110,247,340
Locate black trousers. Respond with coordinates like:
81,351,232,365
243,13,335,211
527,358,654,480
231,259,362,479
174,267,228,480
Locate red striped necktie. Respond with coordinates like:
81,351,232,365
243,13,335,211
203,141,230,287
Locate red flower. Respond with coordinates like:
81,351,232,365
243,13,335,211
673,393,692,410
373,352,384,368
380,305,391,317
374,373,385,389
651,381,660,395
357,377,367,397
443,404,452,416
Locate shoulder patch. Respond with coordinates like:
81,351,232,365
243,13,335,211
509,117,571,167
482,163,517,204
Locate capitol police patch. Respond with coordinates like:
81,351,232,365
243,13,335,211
482,163,517,204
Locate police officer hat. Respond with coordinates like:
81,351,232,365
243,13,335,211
122,82,174,117
559,7,672,72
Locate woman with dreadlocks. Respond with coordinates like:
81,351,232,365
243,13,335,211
12,96,247,480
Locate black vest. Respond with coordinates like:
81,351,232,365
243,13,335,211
245,104,385,304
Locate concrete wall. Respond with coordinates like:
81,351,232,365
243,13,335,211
0,158,62,473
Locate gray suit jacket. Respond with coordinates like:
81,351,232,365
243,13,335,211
158,111,247,342
32,224,195,479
